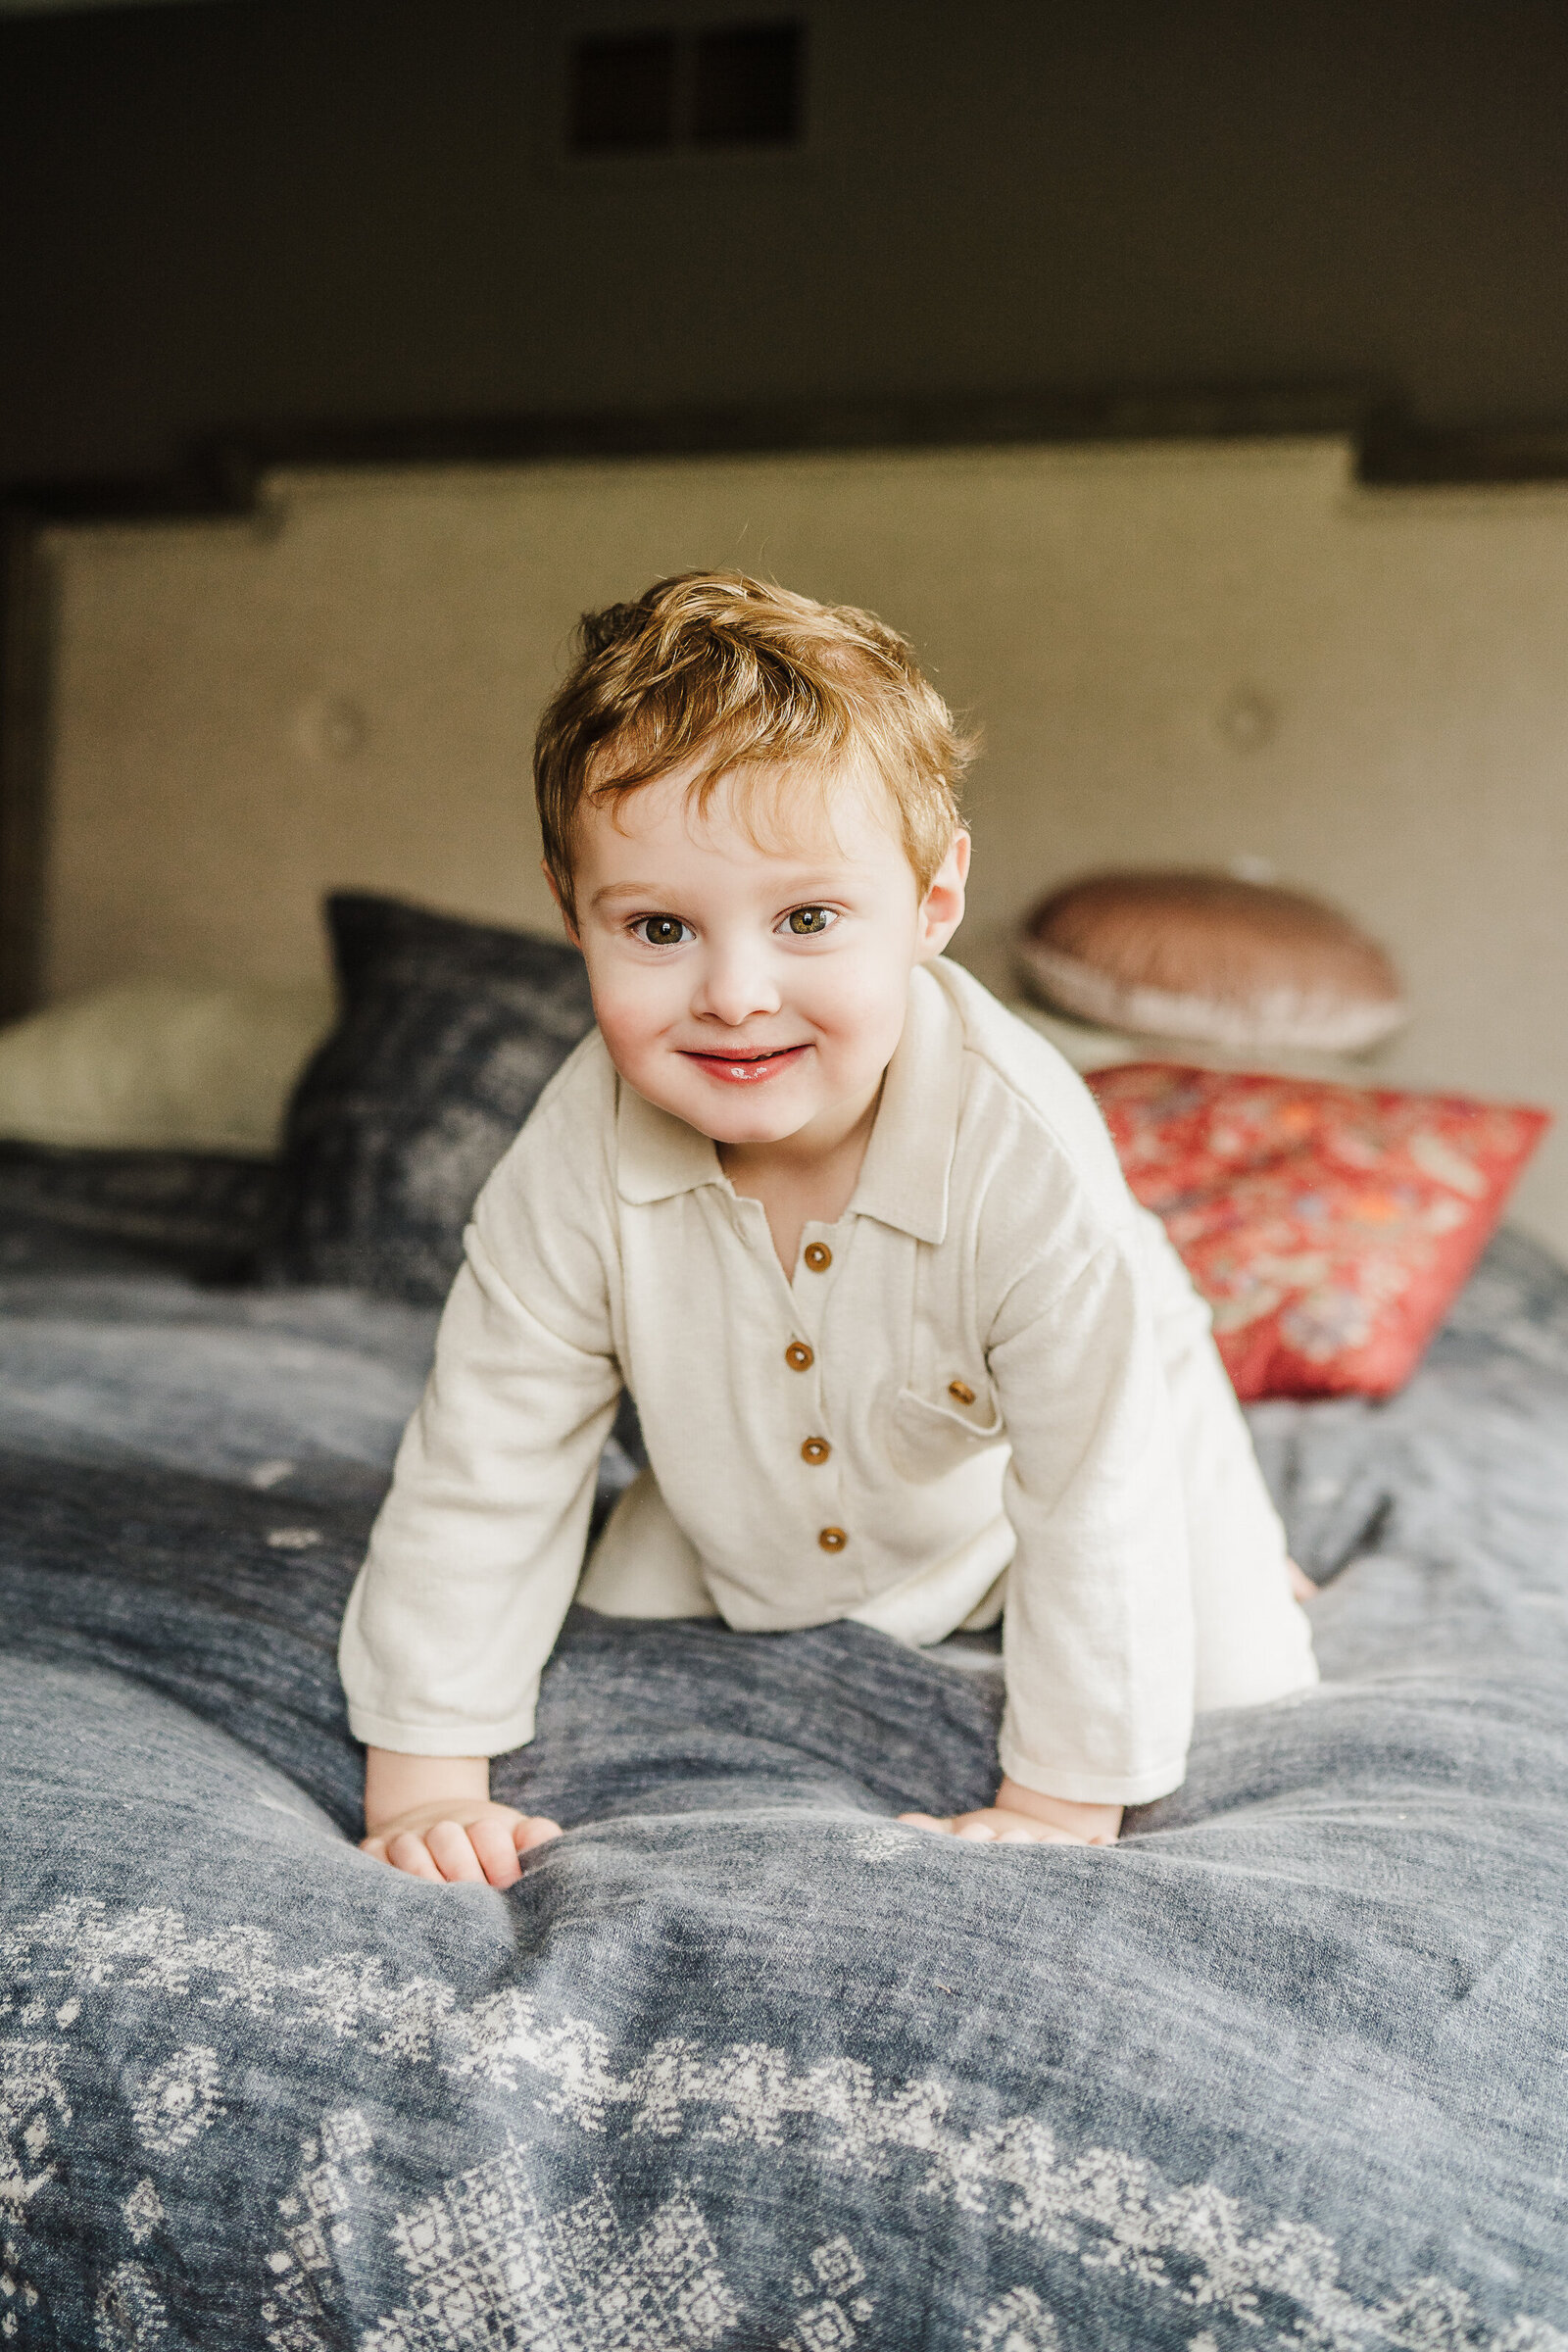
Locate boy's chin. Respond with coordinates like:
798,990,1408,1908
651,1075,819,1148
683,1098,813,1147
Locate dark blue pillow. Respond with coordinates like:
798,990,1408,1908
0,1139,277,1275
268,893,596,1301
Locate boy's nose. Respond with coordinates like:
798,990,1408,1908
692,944,782,1026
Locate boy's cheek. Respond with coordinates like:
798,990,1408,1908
800,961,910,1065
589,994,658,1073
587,980,689,1101
580,955,665,1045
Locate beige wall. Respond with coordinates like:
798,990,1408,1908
39,437,1568,1250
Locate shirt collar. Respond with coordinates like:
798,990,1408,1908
615,1079,725,1204
848,961,961,1244
614,959,962,1242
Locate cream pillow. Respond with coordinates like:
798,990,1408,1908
1017,871,1406,1056
1006,1000,1371,1084
0,977,336,1157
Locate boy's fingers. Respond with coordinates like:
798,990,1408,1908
383,1830,445,1882
514,1816,563,1852
996,1816,1083,1844
897,1810,997,1838
897,1807,1085,1845
360,1814,562,1886
466,1818,523,1888
423,1821,488,1884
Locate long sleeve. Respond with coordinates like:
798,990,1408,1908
338,1054,623,1756
1134,1207,1318,1711
988,1233,1196,1808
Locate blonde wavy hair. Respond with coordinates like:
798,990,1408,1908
534,570,973,925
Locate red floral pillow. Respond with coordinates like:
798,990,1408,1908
1087,1064,1550,1400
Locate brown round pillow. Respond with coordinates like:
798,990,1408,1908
1016,870,1405,1054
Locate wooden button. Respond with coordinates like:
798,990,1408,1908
785,1341,813,1372
801,1436,830,1465
818,1526,848,1551
803,1242,832,1273
948,1380,976,1404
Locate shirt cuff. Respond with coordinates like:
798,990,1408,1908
345,1702,538,1758
997,1731,1188,1809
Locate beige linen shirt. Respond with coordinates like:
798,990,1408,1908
340,959,1315,1807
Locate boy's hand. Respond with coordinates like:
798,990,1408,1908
360,1747,558,1886
900,1777,1122,1846
360,1800,561,1886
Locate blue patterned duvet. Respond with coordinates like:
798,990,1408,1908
3,1231,1566,2349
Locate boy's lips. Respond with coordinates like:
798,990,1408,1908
680,1043,810,1085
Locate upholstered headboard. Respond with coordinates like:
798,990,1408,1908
30,435,1568,1250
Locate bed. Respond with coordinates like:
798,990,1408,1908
2,1185,1566,2347
3,437,1567,2345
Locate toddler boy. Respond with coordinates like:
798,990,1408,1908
342,572,1316,1883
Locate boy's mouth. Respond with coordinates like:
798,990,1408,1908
680,1043,810,1086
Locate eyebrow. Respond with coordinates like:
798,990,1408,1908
588,869,861,910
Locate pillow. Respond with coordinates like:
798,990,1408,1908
0,977,335,1156
0,1140,279,1275
1019,871,1406,1054
268,894,597,1302
1088,1063,1549,1399
1007,997,1355,1084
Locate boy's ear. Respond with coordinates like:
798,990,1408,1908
542,859,581,948
915,829,970,961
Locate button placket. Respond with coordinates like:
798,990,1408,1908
782,1225,830,1384
793,1222,841,1292
783,1304,846,1562
784,1223,855,1574
801,1396,848,1570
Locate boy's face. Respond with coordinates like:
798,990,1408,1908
559,760,968,1150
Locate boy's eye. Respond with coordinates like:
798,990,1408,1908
783,906,836,937
631,916,693,947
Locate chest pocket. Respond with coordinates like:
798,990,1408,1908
887,1383,1006,1484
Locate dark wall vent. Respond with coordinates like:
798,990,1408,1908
568,20,805,156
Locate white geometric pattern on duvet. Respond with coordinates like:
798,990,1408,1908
259,2107,739,2352
3,1897,1567,2352
964,2287,1058,2349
